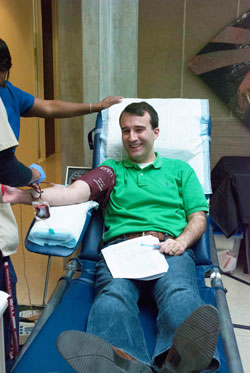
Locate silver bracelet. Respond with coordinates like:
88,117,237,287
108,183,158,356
89,103,92,114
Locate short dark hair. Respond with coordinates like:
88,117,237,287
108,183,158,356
0,39,12,74
119,101,159,129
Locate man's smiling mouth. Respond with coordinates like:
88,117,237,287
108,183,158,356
129,144,142,148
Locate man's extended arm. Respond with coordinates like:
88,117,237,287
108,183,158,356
25,96,123,118
1,180,91,206
1,165,116,207
159,211,207,256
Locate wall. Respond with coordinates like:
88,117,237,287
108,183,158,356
81,0,138,166
57,0,84,178
56,0,250,171
0,0,63,305
138,0,250,169
2,1,249,174
57,0,138,171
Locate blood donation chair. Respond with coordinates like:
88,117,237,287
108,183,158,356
12,99,243,373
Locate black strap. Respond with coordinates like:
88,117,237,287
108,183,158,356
224,273,250,286
233,323,250,330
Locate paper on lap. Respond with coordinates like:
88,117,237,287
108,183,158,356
101,235,169,280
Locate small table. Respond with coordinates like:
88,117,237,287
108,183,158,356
209,156,250,273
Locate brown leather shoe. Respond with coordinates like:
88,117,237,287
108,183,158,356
57,330,152,372
160,305,220,373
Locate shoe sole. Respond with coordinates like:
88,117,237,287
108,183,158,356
162,305,220,373
57,330,152,373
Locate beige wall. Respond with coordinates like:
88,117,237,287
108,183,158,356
138,0,250,169
57,0,84,178
0,0,63,305
56,0,250,170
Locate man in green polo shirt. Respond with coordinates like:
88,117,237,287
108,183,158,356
101,155,208,246
2,102,220,373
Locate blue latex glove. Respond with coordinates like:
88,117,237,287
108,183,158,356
29,163,46,183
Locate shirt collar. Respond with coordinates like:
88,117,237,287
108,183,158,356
123,152,162,169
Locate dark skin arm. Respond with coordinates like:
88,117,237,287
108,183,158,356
25,96,123,118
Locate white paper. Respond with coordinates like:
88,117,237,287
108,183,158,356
101,235,169,280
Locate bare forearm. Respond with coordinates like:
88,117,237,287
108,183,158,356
2,180,90,206
26,96,123,119
28,100,93,118
175,211,207,250
158,211,207,256
36,181,91,205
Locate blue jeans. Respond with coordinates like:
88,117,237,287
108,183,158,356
87,238,212,370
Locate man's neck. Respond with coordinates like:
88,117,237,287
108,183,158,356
128,152,156,164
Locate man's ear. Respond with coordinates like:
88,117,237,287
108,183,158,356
153,127,160,139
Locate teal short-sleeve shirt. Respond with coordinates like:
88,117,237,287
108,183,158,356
101,153,208,242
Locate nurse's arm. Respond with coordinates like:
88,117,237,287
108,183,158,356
25,96,123,118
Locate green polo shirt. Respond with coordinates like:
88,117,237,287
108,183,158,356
101,153,208,242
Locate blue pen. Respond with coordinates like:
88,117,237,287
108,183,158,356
140,243,161,249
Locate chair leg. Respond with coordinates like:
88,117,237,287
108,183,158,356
42,256,52,307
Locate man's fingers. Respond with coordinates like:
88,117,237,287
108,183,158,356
159,239,184,256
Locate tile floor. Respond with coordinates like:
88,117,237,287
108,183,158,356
11,152,250,372
220,249,250,372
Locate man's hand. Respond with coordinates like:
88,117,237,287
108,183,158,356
96,96,123,110
158,238,185,256
158,211,207,256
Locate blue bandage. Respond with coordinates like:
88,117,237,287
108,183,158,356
29,163,46,183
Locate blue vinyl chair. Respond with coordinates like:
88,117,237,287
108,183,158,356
25,207,93,306
12,99,243,373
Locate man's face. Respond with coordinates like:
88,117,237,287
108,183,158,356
120,111,159,163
